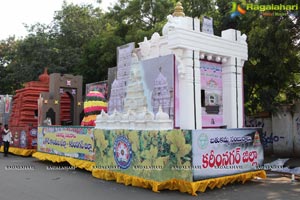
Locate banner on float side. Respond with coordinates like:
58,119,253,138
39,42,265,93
37,126,95,161
11,126,37,149
94,129,193,182
192,129,264,181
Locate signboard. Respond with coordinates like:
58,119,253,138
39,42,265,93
108,43,134,113
200,61,223,127
11,126,37,149
94,129,193,182
0,95,12,124
37,126,95,161
85,81,108,99
202,16,214,35
192,129,264,181
4,95,11,113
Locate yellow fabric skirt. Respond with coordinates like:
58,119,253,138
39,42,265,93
32,152,95,171
0,146,36,156
91,169,266,196
32,151,266,196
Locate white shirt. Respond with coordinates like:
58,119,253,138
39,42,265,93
2,129,12,142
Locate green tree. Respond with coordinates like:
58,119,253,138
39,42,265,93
182,0,215,18
212,0,300,115
2,0,298,117
0,2,107,94
242,0,300,114
2,22,66,93
0,37,20,94
53,2,104,74
106,0,177,43
80,23,123,84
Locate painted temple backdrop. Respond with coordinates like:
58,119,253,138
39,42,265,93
141,54,175,120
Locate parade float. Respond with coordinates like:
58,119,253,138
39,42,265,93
1,70,50,156
32,2,266,195
33,76,108,169
5,68,86,156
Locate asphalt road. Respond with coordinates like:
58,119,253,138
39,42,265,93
0,153,299,200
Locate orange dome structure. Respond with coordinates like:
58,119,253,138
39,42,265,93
39,68,50,83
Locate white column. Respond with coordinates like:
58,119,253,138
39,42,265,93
175,49,202,129
194,51,202,129
222,57,244,128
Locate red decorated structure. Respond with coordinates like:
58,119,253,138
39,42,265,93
9,69,49,149
8,68,83,150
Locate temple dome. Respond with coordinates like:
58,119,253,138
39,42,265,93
39,68,49,83
155,106,170,120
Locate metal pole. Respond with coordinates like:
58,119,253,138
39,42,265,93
192,1,197,129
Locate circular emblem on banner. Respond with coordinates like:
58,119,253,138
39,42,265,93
197,133,209,150
30,129,37,137
113,136,132,169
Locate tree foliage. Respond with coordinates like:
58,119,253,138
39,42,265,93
241,0,300,114
106,0,177,43
0,37,20,93
0,0,299,115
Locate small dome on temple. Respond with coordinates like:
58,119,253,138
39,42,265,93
145,110,155,120
173,2,185,17
156,106,170,120
39,68,49,83
99,110,108,120
151,32,160,42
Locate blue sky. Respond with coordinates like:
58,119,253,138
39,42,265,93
0,0,117,40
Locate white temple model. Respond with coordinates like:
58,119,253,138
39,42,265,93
96,2,247,130
123,53,148,114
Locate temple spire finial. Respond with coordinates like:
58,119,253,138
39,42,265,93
39,67,49,83
172,2,185,17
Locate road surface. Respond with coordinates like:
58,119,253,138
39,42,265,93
0,154,299,200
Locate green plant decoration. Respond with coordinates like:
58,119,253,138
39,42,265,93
166,130,192,166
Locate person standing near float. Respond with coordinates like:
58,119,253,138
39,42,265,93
0,123,3,148
2,124,12,157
